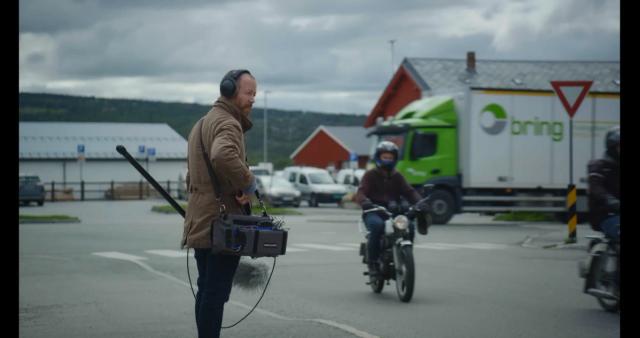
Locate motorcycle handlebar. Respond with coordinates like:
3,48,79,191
363,205,390,215
363,202,426,220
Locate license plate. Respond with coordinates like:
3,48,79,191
283,197,293,201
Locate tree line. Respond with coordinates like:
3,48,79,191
19,92,367,169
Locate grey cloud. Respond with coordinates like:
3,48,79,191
19,0,229,33
268,0,476,16
26,52,46,64
19,0,620,115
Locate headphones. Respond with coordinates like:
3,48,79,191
220,69,252,98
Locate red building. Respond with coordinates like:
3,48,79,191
290,126,371,170
365,51,621,129
365,51,478,128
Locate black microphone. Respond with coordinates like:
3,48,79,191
233,257,271,290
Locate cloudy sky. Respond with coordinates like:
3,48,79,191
19,0,619,115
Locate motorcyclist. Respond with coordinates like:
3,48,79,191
356,141,425,276
587,125,620,241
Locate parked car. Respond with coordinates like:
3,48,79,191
19,174,45,206
256,175,301,207
250,167,271,177
335,168,366,194
283,166,348,207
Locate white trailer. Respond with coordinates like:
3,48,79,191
371,86,619,223
458,87,619,213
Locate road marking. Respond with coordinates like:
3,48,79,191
338,243,362,248
413,244,456,250
228,301,379,338
458,242,509,250
284,247,309,252
137,241,510,259
92,252,187,286
145,250,193,258
413,242,509,250
92,251,379,338
92,252,148,260
294,243,355,251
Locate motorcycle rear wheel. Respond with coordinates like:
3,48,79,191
590,250,620,312
395,246,415,302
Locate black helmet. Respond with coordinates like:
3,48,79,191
374,141,399,170
605,125,620,152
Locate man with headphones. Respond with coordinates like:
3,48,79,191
181,69,257,337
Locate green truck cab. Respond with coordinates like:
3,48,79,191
369,96,460,224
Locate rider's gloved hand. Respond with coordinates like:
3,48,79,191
415,200,430,213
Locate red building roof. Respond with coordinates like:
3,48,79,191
364,66,422,128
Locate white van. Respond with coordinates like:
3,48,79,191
335,168,366,193
283,166,348,207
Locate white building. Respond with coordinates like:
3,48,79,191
19,122,189,199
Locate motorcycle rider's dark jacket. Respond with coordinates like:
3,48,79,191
355,167,421,210
587,151,619,230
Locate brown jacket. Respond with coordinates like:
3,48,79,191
587,153,620,229
181,96,255,249
355,167,421,208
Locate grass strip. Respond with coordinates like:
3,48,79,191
19,214,81,223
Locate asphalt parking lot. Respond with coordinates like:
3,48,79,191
19,200,618,338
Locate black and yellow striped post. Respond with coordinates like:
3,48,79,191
565,184,577,244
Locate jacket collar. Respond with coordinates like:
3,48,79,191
213,96,253,132
373,166,395,178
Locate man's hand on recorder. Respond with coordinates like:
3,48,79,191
236,192,251,205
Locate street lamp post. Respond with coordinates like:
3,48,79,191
389,39,396,77
263,90,271,163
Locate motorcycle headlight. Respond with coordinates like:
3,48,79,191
393,215,409,230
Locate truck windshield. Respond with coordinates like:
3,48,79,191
370,133,406,159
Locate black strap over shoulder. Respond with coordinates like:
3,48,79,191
197,118,268,217
198,119,226,214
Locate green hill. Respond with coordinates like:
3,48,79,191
19,92,368,169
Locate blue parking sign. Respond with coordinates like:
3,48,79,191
77,144,85,153
350,152,358,161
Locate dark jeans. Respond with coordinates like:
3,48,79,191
599,214,620,241
194,249,240,338
363,212,414,264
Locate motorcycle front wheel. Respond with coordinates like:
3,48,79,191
395,245,415,302
370,274,384,293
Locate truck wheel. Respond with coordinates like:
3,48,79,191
428,190,454,225
37,200,44,206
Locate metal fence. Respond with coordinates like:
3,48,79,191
43,180,187,202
